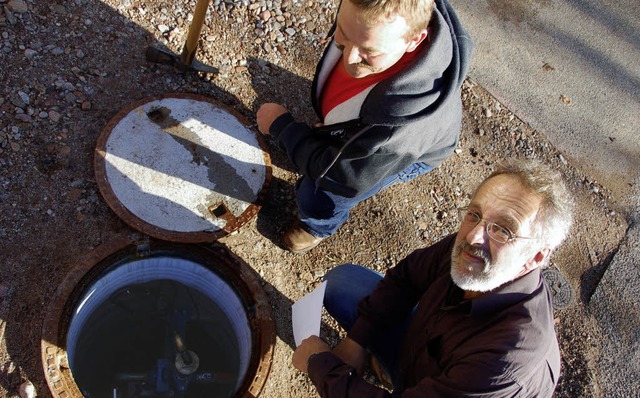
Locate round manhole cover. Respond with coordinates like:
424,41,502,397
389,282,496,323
542,268,574,309
95,93,271,242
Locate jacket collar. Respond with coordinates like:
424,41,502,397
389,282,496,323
470,268,543,317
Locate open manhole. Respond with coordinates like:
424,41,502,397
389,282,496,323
42,93,274,397
42,237,274,398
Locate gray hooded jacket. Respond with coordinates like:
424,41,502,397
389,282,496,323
269,0,474,198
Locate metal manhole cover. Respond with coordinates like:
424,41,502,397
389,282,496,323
95,93,271,242
542,268,574,309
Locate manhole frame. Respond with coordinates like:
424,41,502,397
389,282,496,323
94,92,272,243
41,235,275,398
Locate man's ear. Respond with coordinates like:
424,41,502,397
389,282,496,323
406,29,428,52
524,248,552,272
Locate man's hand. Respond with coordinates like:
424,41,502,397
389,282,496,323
333,337,368,375
256,103,288,135
292,335,330,373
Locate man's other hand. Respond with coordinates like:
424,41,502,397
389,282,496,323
293,335,330,373
256,103,288,135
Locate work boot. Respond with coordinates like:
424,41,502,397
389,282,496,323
283,222,324,254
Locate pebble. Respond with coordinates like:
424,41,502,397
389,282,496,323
69,179,84,188
58,145,71,156
6,11,17,25
558,153,567,165
48,110,61,122
7,0,28,13
17,91,29,105
14,114,31,123
19,381,35,398
52,4,65,14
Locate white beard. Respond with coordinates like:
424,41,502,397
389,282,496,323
450,240,529,293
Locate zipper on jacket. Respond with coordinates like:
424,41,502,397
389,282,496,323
314,124,375,192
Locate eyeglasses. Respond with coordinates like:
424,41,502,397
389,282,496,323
457,208,535,244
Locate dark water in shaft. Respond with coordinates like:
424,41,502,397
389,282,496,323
71,279,242,398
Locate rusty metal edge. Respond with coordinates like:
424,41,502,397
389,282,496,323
94,92,272,243
221,247,276,398
41,235,138,398
41,238,275,398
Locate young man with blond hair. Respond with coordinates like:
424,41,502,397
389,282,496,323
257,0,473,253
293,158,574,397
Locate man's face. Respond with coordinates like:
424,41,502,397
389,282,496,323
450,175,545,293
334,0,425,78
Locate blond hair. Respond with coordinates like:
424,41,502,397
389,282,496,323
348,0,435,39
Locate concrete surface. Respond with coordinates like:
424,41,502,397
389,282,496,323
449,0,640,396
590,218,640,397
450,0,640,213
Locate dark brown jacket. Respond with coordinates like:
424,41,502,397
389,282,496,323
308,234,560,397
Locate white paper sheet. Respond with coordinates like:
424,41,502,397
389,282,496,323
292,281,327,346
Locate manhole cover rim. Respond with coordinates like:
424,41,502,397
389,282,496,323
41,236,275,398
94,92,272,243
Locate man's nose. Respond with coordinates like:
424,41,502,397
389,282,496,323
466,222,487,245
344,45,362,64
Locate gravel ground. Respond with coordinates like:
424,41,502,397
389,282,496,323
0,0,629,397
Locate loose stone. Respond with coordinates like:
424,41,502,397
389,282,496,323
19,381,35,398
18,91,29,105
15,114,31,122
7,0,28,13
48,110,61,122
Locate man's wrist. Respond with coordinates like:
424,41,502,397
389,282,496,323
307,351,324,370
269,112,294,138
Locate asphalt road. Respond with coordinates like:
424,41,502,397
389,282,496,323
449,0,640,396
450,0,640,214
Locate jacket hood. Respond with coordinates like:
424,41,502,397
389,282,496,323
361,0,474,126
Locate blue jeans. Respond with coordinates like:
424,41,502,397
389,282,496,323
324,264,413,389
297,162,433,238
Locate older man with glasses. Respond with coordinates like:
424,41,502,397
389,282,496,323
293,158,574,397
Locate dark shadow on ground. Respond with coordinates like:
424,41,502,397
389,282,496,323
244,55,324,248
580,249,618,304
0,0,311,396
